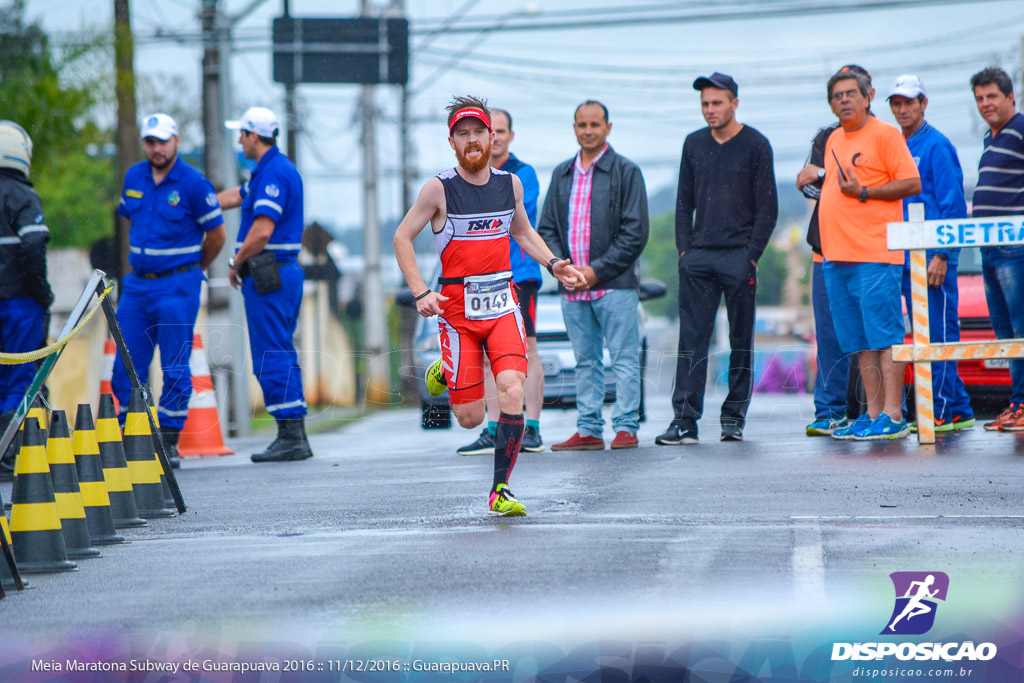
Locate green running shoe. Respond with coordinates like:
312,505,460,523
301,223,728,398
488,483,526,517
425,358,448,397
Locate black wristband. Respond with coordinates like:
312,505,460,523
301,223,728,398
546,257,559,274
859,187,868,203
414,289,432,301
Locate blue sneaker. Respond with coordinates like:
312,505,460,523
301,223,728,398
806,416,849,436
852,414,911,441
831,414,872,440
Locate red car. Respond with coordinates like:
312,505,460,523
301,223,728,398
903,247,1011,407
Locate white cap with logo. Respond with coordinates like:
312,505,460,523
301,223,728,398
225,106,279,138
140,113,179,141
887,74,927,100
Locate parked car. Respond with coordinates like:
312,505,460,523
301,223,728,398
397,263,666,429
902,247,1010,409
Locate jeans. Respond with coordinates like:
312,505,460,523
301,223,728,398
982,246,1024,403
811,261,850,420
901,264,973,421
0,298,45,413
111,268,203,429
560,289,641,437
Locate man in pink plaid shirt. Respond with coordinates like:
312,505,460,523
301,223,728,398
538,100,650,450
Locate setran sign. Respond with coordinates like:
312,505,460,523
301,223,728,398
888,214,1024,250
272,17,409,86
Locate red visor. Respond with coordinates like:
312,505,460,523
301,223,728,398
448,107,491,134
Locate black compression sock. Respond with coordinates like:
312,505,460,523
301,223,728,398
493,412,524,491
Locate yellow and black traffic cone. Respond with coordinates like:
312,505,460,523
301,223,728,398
97,394,146,528
0,512,22,589
9,418,77,573
72,404,125,545
124,389,175,518
26,398,48,431
148,404,176,510
47,410,100,559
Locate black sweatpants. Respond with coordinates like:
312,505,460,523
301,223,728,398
672,247,758,428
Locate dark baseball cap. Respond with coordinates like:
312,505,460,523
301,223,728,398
838,64,872,84
693,72,738,96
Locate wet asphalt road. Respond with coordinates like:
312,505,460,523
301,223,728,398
1,380,1023,655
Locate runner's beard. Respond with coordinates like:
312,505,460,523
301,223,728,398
456,141,491,173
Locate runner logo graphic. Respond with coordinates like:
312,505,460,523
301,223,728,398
882,571,949,635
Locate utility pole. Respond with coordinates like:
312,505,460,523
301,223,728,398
201,0,250,437
361,0,391,404
283,0,298,163
113,0,139,284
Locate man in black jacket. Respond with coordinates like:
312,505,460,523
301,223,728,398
0,121,53,480
538,100,649,451
657,73,778,446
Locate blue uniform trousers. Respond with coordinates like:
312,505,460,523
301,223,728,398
901,264,973,422
242,261,306,420
982,246,1024,404
111,268,202,429
812,261,850,420
0,298,45,413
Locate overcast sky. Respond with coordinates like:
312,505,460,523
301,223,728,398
27,0,1024,232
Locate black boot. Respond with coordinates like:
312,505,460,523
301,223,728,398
251,419,313,463
160,427,182,469
0,411,15,483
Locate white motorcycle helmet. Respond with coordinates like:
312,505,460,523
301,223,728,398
0,121,33,178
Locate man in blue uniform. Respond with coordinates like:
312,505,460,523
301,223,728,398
456,107,547,456
112,113,226,468
0,121,53,481
218,106,311,462
887,74,974,432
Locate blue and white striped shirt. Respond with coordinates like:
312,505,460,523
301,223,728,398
972,112,1024,218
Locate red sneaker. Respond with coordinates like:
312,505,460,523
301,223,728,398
550,432,605,451
610,431,638,449
985,404,1019,431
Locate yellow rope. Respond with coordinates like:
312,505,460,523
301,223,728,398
0,286,114,364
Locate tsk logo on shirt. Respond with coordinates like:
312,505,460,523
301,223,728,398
882,571,949,635
467,218,503,232
167,191,181,206
265,184,280,197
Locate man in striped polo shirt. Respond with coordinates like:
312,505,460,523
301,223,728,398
969,67,1024,432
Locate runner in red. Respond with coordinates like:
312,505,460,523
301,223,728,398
394,96,583,517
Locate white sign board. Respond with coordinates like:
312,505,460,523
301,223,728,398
888,215,1024,250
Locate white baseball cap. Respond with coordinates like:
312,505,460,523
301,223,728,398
225,106,279,138
887,74,927,100
140,113,178,141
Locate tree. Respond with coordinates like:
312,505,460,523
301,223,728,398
0,8,117,248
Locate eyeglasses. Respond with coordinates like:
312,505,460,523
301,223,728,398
831,89,862,102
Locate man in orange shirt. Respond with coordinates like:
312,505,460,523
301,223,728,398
818,69,921,441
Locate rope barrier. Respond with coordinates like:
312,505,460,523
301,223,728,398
0,286,114,365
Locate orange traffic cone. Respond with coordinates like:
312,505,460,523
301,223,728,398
97,394,146,528
124,389,174,518
100,339,121,414
47,410,100,559
72,404,125,545
178,334,233,457
10,418,77,573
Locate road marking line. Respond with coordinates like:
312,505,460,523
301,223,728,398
791,515,1024,520
792,521,826,603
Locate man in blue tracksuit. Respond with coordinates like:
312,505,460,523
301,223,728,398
456,107,548,456
218,106,311,462
112,114,227,467
0,120,53,481
887,75,974,431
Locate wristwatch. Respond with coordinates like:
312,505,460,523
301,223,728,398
935,253,949,262
817,168,826,181
859,187,868,203
228,257,236,269
546,257,559,274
